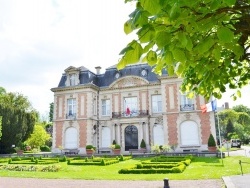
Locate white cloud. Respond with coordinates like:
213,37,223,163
0,0,249,117
0,0,136,115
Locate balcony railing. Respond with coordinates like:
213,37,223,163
180,104,195,111
112,110,149,118
66,113,76,120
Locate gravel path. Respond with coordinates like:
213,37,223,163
0,177,223,188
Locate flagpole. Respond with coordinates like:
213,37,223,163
216,111,223,165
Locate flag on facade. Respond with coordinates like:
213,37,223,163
201,100,217,113
126,107,131,115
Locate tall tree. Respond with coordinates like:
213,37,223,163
0,89,36,153
26,125,51,149
233,105,250,116
119,0,250,100
226,119,235,139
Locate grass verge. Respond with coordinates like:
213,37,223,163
0,156,249,180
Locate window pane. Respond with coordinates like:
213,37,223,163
102,99,110,116
67,98,76,115
152,95,162,113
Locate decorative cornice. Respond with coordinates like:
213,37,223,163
51,84,99,92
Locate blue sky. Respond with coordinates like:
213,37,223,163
0,0,249,117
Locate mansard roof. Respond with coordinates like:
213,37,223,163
56,63,167,88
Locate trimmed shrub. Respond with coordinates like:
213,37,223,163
40,145,51,152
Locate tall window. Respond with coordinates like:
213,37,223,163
124,97,137,116
69,74,76,86
67,98,76,117
180,93,194,111
152,95,162,113
102,99,110,116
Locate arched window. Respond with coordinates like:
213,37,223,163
180,121,199,145
64,127,78,149
101,126,111,147
153,124,164,145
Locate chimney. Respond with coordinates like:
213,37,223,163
95,66,101,75
224,102,229,109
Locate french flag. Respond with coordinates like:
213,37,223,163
201,100,217,113
126,107,131,115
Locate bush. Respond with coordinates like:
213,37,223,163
40,145,51,152
114,144,121,149
208,134,216,147
140,139,146,148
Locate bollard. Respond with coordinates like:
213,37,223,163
163,178,170,188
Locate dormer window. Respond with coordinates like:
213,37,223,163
69,74,76,86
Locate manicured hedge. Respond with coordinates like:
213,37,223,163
119,164,186,174
8,157,60,165
119,155,191,174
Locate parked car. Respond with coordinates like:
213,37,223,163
231,139,241,148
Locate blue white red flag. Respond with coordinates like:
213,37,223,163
201,100,217,113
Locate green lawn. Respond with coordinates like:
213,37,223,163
0,156,250,180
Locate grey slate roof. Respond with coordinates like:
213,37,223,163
57,63,167,88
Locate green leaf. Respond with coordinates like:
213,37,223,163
164,52,174,65
141,0,161,15
177,32,187,47
121,40,143,64
236,90,241,98
119,46,133,55
117,58,127,70
217,27,234,43
155,31,172,49
167,65,175,76
175,62,184,76
143,41,155,53
124,20,133,34
232,45,244,60
132,10,148,28
194,37,215,54
212,48,221,61
172,48,187,62
210,0,221,10
137,25,155,43
146,50,157,66
185,36,193,51
153,58,164,75
223,0,236,6
169,3,180,20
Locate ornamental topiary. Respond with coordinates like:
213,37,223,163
140,139,146,148
208,134,216,147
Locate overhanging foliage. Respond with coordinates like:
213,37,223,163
119,0,250,100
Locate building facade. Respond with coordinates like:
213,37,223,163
51,64,216,154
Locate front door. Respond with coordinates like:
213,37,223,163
125,125,138,151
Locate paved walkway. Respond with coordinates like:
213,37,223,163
0,177,223,188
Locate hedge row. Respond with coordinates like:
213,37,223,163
136,163,182,169
68,158,120,166
8,158,60,165
119,163,186,174
67,155,131,166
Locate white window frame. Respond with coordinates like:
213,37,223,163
180,93,193,105
102,99,110,116
69,74,76,86
67,98,76,116
152,95,162,113
124,97,138,117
